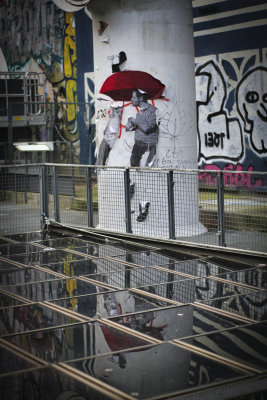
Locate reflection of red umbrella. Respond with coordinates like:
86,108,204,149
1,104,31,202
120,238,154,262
100,325,146,351
100,70,166,101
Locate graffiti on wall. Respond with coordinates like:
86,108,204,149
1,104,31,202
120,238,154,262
236,66,267,155
196,60,243,162
59,12,78,141
196,50,267,188
0,1,86,150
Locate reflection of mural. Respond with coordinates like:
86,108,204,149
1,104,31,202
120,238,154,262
237,66,267,155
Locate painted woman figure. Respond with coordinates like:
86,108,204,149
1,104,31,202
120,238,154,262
96,105,123,165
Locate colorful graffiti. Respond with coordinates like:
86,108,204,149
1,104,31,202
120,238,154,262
0,0,94,159
199,164,263,189
196,50,267,188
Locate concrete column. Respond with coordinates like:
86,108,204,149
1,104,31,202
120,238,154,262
89,0,206,237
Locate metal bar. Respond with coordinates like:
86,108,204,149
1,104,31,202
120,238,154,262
217,173,226,247
40,165,48,229
167,170,175,239
86,167,94,227
52,166,60,222
7,106,13,164
124,168,132,233
70,142,75,206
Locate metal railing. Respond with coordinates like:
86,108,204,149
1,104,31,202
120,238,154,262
0,163,266,254
0,101,95,165
0,72,45,121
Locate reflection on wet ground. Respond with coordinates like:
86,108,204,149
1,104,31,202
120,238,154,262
0,230,266,399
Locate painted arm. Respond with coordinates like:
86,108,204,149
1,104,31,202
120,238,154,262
135,109,157,134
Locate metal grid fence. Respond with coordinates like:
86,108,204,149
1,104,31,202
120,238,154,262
0,163,266,253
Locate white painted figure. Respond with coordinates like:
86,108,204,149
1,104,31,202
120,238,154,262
96,104,122,165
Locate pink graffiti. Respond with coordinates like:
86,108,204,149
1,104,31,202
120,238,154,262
199,164,263,189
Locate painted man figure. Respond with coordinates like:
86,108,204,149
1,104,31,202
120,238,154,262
126,89,159,222
126,89,159,167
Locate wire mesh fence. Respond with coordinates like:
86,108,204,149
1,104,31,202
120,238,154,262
0,163,266,253
0,164,42,234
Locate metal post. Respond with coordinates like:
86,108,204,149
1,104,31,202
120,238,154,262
52,166,60,222
125,254,132,288
124,168,132,233
217,173,226,247
70,142,75,206
167,170,175,240
40,166,48,229
86,167,94,227
8,105,13,164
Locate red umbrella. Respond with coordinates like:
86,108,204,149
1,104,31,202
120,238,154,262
100,70,166,101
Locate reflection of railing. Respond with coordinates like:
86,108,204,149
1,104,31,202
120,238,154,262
0,164,266,254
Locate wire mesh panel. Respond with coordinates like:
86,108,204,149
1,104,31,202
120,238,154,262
221,171,267,252
1,164,267,253
129,169,169,238
50,165,90,228
0,165,42,234
187,170,221,246
173,170,207,240
97,167,126,232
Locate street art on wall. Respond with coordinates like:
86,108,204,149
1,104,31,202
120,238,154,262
96,71,166,224
0,1,95,163
196,60,243,162
236,66,267,155
96,70,165,168
196,49,267,188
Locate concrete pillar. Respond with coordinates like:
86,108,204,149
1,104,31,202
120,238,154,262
89,0,206,238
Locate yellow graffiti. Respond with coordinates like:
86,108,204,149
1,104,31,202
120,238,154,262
66,80,77,122
64,13,77,79
64,253,78,311
63,252,74,276
63,12,78,141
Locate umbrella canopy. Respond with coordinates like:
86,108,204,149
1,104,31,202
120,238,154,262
100,70,166,101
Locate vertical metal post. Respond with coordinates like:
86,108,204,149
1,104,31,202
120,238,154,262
70,142,75,206
8,105,13,164
86,167,94,227
167,170,175,240
124,168,132,233
217,173,226,247
125,254,132,288
40,166,47,229
52,166,60,222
